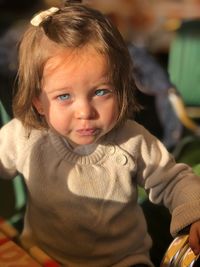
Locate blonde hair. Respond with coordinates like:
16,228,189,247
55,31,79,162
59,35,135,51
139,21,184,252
13,2,139,130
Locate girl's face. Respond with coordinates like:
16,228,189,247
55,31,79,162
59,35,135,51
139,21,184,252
33,46,119,147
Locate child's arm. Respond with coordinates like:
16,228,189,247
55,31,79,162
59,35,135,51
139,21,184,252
189,220,200,255
122,121,200,250
0,118,29,179
0,119,18,179
132,122,200,240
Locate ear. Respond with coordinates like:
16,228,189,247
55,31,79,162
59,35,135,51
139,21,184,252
32,97,44,115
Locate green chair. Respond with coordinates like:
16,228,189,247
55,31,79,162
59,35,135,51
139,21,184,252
168,20,200,135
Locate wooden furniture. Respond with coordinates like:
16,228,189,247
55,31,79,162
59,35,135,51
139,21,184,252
0,217,60,267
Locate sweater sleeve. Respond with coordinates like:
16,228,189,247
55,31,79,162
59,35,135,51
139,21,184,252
119,120,200,236
0,119,27,179
139,127,200,236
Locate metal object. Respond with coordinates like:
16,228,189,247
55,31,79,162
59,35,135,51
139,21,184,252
160,235,199,267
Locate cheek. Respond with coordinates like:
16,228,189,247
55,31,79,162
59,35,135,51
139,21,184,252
47,110,63,126
45,107,72,133
42,105,60,127
103,101,119,126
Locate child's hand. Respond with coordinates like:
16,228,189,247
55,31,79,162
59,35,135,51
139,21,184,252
189,220,200,255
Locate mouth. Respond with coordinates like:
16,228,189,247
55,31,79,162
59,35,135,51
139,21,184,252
76,128,100,136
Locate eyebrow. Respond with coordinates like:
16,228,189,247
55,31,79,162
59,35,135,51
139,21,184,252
44,71,113,93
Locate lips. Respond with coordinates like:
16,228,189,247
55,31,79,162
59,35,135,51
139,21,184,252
76,128,99,136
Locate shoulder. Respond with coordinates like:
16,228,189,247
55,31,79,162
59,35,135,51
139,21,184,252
1,118,40,138
0,118,25,138
115,119,156,143
0,118,48,149
112,119,166,156
1,117,23,129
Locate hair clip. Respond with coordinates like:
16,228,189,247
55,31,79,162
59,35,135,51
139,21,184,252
30,7,59,27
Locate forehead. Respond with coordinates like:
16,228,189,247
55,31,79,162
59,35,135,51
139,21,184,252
41,45,112,91
43,45,110,77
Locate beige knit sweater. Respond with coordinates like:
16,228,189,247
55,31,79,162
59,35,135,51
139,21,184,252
1,118,200,267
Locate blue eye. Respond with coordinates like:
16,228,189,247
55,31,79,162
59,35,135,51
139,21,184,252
57,94,70,101
95,89,110,96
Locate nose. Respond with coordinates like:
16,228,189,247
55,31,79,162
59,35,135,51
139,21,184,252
75,99,96,120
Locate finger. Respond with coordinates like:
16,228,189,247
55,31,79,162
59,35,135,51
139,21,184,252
189,226,200,255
